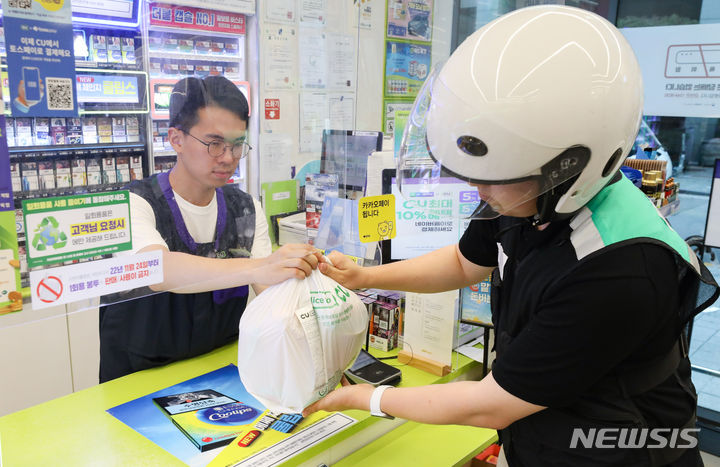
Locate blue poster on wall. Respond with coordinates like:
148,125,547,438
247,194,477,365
384,41,431,98
2,0,78,117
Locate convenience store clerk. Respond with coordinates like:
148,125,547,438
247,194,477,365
99,76,320,382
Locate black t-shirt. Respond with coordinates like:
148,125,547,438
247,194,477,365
458,217,695,431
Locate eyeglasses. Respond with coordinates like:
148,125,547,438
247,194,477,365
181,130,252,160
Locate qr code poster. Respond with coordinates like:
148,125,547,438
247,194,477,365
2,0,78,117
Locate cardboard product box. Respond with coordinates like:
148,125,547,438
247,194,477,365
86,157,102,185
90,34,108,62
50,118,67,145
14,118,33,146
10,162,21,193
112,117,127,143
55,159,71,189
369,301,400,351
107,36,122,63
72,158,87,187
97,117,113,143
38,160,55,190
5,118,15,147
102,156,117,184
121,37,136,64
115,155,131,183
125,116,140,143
82,117,98,144
34,118,51,146
130,155,143,180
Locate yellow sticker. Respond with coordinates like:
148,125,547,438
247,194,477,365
358,195,395,243
37,0,65,12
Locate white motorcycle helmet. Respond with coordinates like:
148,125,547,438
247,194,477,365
398,5,644,223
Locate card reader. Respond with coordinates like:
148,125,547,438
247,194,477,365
344,349,402,387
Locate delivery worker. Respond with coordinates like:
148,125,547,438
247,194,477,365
305,6,719,466
100,76,319,382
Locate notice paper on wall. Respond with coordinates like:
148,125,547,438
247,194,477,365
403,290,457,367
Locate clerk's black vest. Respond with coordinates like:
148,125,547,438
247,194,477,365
99,174,256,380
492,176,719,467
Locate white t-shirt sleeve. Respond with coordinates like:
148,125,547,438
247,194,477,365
128,192,169,253
251,199,272,259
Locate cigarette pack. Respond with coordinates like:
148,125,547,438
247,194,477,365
115,156,130,183
121,37,136,64
102,156,117,184
10,162,21,193
163,37,179,51
5,118,15,147
34,118,51,146
86,157,102,185
38,160,55,190
126,116,140,143
55,159,71,189
67,117,83,145
130,156,143,180
112,117,127,143
195,40,211,54
209,65,223,76
153,390,261,452
72,158,87,187
50,118,67,145
107,36,122,63
178,38,194,53
210,41,225,54
90,35,108,62
15,118,33,146
82,117,98,144
97,117,112,143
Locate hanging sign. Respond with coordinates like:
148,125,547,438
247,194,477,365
149,3,246,34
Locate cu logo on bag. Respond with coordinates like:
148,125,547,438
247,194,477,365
334,286,350,303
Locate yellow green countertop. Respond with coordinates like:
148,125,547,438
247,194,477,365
0,343,496,466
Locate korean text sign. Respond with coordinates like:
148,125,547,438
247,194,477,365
22,191,132,267
2,0,78,117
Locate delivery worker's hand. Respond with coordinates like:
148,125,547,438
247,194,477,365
255,244,322,284
302,376,374,416
318,251,367,290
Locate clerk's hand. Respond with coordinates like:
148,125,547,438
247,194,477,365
254,244,321,285
303,377,374,416
318,251,367,290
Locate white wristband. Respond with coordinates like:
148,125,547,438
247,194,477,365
369,385,394,419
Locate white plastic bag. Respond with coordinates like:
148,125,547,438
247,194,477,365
237,269,368,413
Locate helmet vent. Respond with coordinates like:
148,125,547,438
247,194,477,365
457,136,488,157
602,148,623,177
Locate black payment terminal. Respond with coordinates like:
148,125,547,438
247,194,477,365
344,349,402,386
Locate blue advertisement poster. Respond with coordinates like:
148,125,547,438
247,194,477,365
3,0,78,117
384,40,431,98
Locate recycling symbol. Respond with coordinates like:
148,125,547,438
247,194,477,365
32,216,68,251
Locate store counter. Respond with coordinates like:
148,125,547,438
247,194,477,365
0,343,496,466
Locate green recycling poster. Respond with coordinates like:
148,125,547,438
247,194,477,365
22,191,132,267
